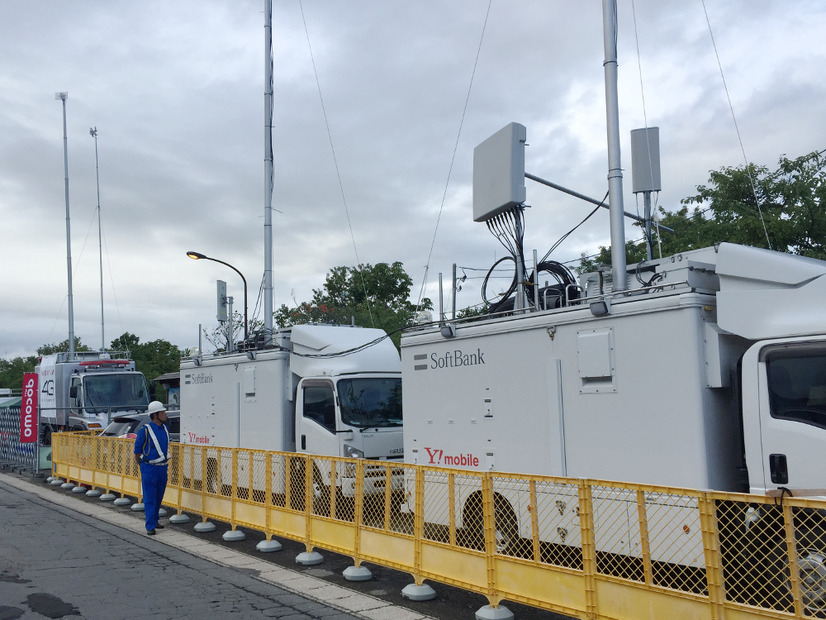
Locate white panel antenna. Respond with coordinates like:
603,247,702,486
216,280,227,322
630,127,661,194
472,122,527,222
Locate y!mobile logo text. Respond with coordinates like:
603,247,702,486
424,447,480,468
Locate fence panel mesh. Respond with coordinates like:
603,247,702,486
360,460,408,533
49,432,826,620
0,407,37,471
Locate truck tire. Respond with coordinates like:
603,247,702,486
461,493,518,554
769,511,826,616
722,501,826,615
288,459,307,511
206,457,218,494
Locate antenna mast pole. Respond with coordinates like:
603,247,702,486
91,127,105,350
602,0,628,291
56,92,75,358
263,0,274,342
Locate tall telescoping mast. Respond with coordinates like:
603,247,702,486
90,127,105,350
56,91,75,358
263,0,274,342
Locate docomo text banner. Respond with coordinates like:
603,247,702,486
20,373,37,443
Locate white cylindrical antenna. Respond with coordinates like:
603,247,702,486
602,0,627,291
56,92,75,358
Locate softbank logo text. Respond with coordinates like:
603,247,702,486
412,348,485,371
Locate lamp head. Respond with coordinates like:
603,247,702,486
187,251,207,260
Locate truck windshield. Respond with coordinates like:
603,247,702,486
83,374,150,414
337,378,402,428
767,346,826,430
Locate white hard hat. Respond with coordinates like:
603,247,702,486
147,401,167,416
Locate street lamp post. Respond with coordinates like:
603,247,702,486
187,251,248,344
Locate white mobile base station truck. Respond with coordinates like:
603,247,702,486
37,351,151,444
180,324,404,500
401,242,826,605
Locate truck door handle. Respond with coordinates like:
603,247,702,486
770,453,788,484
301,434,306,451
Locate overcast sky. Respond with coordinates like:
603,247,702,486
2,0,825,360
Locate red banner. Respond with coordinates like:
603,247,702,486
20,373,38,443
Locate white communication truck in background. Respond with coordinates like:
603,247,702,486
179,324,404,498
36,351,151,444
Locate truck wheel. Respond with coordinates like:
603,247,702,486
311,466,331,517
794,547,826,614
769,525,826,615
288,459,306,511
493,498,518,555
732,503,826,615
336,490,355,522
206,457,218,494
461,494,518,554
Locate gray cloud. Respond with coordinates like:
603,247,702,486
1,0,825,360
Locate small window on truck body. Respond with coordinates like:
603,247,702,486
764,344,826,430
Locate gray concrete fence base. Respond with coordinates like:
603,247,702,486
222,529,246,542
256,538,282,552
169,513,190,524
343,565,372,582
475,604,514,620
295,551,323,566
402,583,437,601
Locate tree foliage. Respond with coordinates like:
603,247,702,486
110,332,182,397
579,151,826,272
0,355,39,393
37,338,91,356
274,262,432,347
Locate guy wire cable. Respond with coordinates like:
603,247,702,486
299,0,374,327
415,0,493,314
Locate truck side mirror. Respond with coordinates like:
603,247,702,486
149,380,156,400
69,386,78,399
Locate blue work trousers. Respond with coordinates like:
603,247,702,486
139,462,168,531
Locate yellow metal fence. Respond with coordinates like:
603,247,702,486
52,433,826,620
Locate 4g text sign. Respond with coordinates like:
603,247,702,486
20,373,38,443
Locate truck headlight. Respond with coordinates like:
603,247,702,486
343,444,364,459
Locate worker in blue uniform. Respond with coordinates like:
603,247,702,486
134,401,171,535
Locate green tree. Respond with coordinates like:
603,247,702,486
0,355,40,392
37,337,91,356
579,151,826,272
275,262,432,348
110,332,140,353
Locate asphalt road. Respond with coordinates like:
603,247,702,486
0,470,568,620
